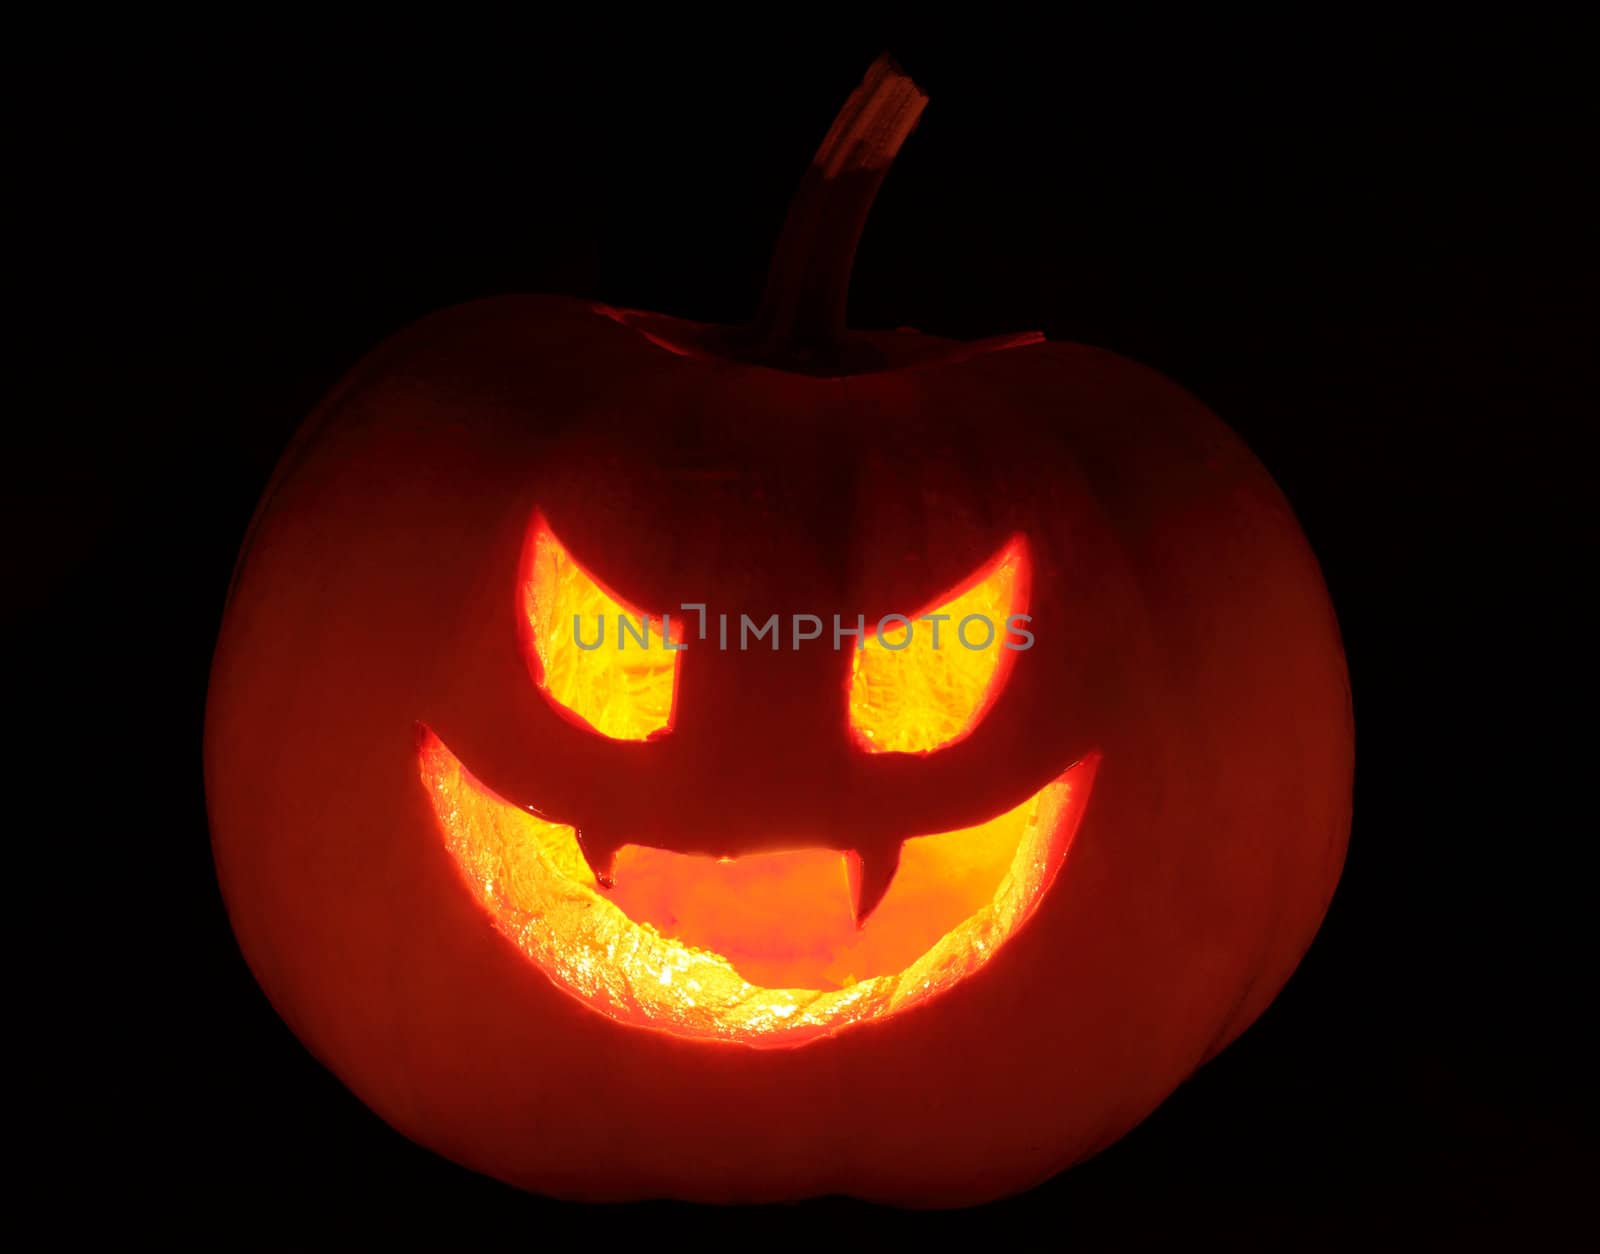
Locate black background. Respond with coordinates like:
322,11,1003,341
39,27,1594,1247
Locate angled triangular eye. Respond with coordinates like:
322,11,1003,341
522,514,683,741
848,537,1030,754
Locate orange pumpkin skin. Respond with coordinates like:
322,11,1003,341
205,292,1352,1206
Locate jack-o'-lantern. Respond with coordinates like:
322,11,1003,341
205,57,1352,1204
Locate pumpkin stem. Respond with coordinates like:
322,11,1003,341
749,55,928,368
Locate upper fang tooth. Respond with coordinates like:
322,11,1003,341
575,827,620,889
847,842,904,927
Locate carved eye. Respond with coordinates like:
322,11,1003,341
848,537,1030,754
523,516,683,741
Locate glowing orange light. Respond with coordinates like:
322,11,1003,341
524,517,682,741
451,523,1088,1043
849,537,1028,753
422,730,1097,1046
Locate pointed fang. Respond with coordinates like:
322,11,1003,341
575,826,620,889
846,842,903,927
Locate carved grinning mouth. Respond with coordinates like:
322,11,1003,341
421,732,1097,1045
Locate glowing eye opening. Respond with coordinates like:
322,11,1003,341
523,515,683,742
848,537,1029,754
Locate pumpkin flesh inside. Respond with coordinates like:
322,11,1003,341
422,731,1094,1046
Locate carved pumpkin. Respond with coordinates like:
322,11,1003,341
205,58,1351,1204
